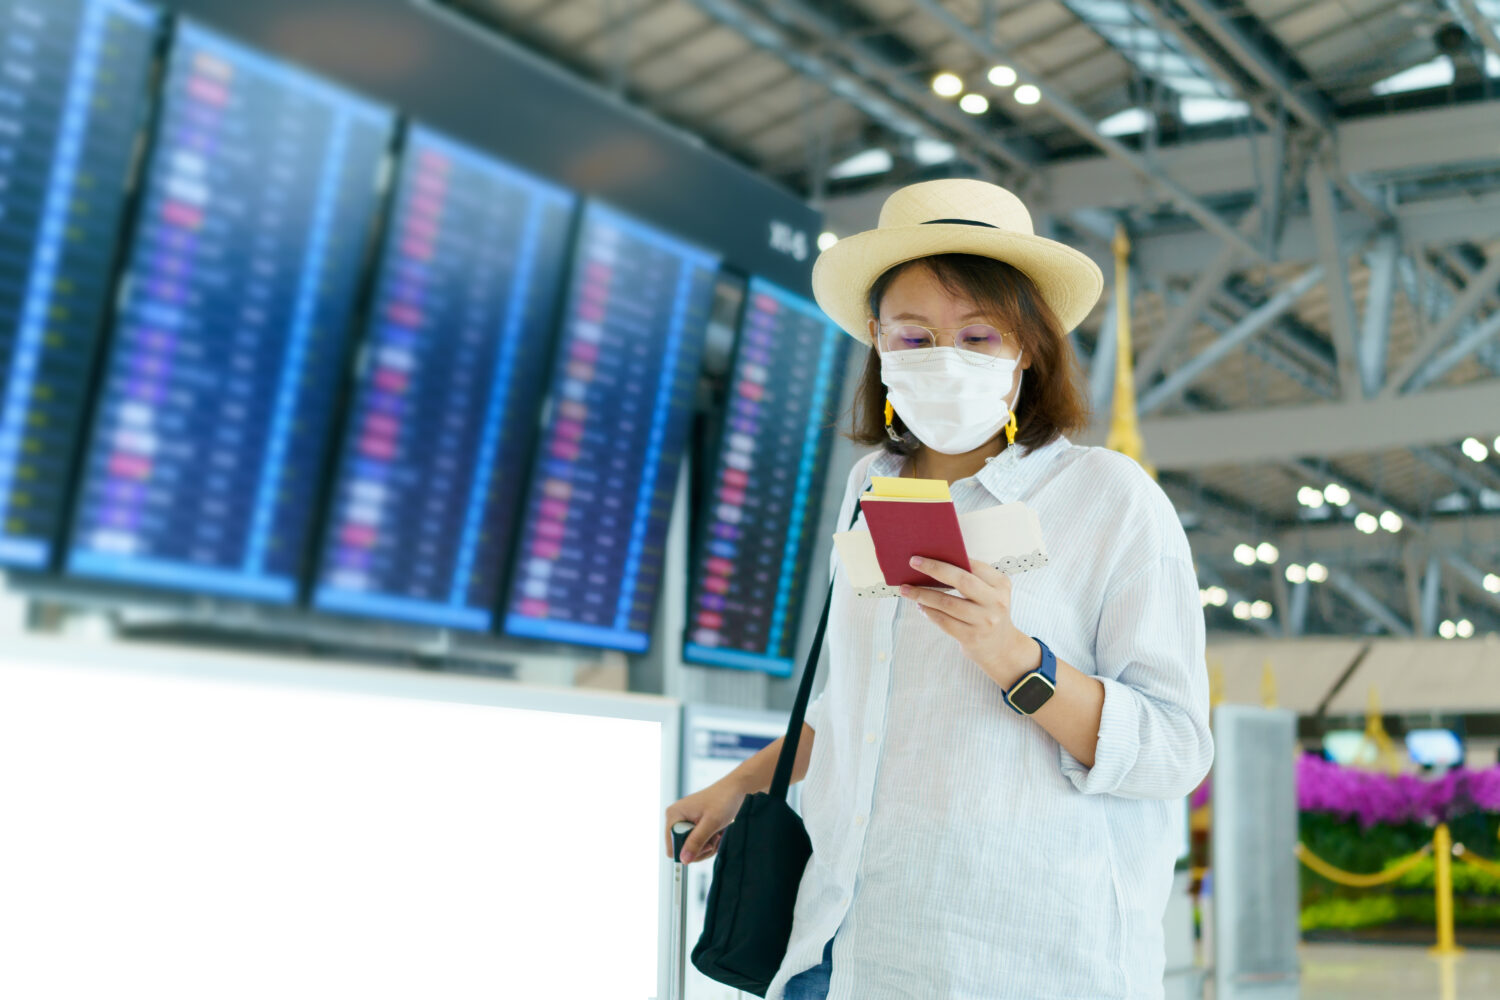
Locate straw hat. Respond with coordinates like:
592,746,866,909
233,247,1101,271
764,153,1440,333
812,178,1104,346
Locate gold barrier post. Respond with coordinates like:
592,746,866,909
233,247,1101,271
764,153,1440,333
1431,823,1462,957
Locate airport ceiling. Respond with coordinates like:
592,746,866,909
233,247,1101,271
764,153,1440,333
454,0,1500,641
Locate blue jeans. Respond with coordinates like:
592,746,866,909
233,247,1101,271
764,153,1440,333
782,937,834,1000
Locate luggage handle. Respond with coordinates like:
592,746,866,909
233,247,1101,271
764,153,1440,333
671,820,694,863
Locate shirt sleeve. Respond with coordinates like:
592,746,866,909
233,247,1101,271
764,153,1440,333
803,690,828,733
807,451,879,735
1058,554,1214,800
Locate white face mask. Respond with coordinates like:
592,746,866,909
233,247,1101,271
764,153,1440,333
879,347,1022,455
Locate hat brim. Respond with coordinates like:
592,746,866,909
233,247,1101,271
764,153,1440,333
811,223,1104,346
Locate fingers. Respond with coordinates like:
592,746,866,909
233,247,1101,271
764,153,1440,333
914,600,967,631
901,580,986,625
908,556,995,606
968,559,1013,595
680,822,722,863
692,831,724,863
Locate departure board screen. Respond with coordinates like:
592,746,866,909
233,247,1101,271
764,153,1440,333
311,127,575,630
0,0,157,568
65,21,391,601
683,277,847,675
503,202,719,653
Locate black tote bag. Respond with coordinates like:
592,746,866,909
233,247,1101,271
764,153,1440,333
689,497,863,995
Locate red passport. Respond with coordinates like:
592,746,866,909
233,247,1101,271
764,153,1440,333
859,496,971,588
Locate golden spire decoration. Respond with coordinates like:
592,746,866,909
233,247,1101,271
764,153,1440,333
1105,224,1156,479
1208,657,1225,711
1363,687,1403,775
1260,660,1278,709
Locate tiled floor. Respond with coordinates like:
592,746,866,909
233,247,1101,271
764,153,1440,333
1200,944,1500,999
1299,944,1500,999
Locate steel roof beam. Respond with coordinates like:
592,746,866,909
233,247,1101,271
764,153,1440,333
1386,250,1500,394
904,0,1264,260
1325,568,1414,636
1454,0,1500,61
1137,265,1324,414
681,0,1028,178
1169,0,1333,131
1359,232,1400,397
1133,218,1251,388
1111,379,1500,469
1307,162,1362,397
753,0,1042,174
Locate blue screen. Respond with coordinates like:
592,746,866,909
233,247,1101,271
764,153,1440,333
311,126,575,630
65,20,392,601
683,277,848,675
503,201,719,652
1405,729,1462,767
0,0,157,568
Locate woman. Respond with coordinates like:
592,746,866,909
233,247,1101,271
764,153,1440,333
665,179,1212,999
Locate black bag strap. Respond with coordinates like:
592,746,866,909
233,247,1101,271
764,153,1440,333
769,479,868,801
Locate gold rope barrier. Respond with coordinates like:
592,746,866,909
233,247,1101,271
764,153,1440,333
1454,843,1500,880
1294,840,1433,887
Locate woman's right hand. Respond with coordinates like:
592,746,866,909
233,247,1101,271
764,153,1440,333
664,777,748,864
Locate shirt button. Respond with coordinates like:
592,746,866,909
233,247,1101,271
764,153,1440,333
865,733,876,744
855,815,866,826
840,896,850,908
876,651,888,661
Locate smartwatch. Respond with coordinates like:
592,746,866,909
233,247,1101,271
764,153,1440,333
1003,637,1057,716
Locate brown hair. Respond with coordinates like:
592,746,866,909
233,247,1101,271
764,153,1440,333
844,253,1092,456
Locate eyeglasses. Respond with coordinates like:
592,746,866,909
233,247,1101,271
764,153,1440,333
876,323,1019,365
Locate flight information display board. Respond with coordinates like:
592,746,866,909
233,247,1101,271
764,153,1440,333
503,201,719,652
311,126,575,630
65,21,391,601
683,277,847,675
0,0,158,568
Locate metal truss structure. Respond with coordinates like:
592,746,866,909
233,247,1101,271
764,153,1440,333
452,0,1500,639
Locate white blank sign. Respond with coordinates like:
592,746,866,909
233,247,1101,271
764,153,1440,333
0,638,673,1000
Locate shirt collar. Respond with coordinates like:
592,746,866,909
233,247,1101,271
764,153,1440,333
867,434,1073,504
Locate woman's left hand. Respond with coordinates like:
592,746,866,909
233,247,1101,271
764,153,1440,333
897,555,1040,689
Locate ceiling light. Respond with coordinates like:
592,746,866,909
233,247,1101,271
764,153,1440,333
1484,572,1500,593
1251,600,1272,620
987,65,1017,87
1232,601,1251,620
1013,84,1041,105
932,72,963,97
1307,562,1329,583
1098,107,1151,137
1439,619,1457,639
1179,96,1249,124
1493,434,1500,453
1297,486,1325,507
1286,564,1307,584
912,137,956,165
1233,543,1257,566
1462,436,1490,462
1208,586,1228,606
1457,618,1475,639
959,93,990,115
828,147,894,180
1257,542,1279,563
1379,510,1404,533
816,231,838,252
1355,512,1379,534
1373,55,1454,96
1324,484,1351,506
1199,589,1212,607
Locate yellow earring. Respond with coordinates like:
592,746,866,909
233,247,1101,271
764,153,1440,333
1004,409,1018,446
884,398,894,428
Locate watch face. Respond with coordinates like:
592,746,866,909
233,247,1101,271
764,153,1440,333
1008,674,1056,715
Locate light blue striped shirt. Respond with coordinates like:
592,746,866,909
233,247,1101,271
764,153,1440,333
769,434,1213,999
